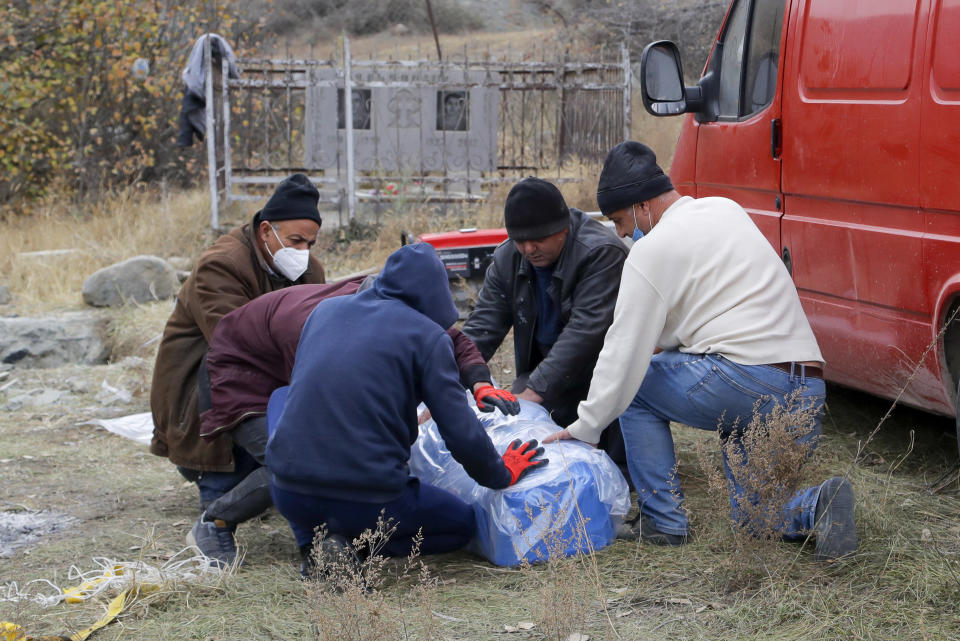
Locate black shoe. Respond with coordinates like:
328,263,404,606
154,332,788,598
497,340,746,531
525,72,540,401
187,512,238,567
299,533,354,579
298,543,313,579
617,514,689,546
813,477,857,561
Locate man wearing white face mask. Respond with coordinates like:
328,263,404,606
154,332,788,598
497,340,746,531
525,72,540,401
151,174,325,547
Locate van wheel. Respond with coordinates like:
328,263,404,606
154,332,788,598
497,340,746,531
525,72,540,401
943,299,960,456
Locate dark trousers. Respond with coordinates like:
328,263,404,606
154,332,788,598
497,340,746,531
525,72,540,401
179,416,273,524
271,478,476,556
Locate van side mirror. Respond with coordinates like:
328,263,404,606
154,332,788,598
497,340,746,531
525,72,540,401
640,41,704,117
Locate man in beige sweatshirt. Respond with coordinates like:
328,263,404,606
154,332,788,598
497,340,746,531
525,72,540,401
545,141,857,561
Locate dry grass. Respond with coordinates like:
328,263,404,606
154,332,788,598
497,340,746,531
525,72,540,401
631,94,684,171
104,302,175,364
2,394,958,641
706,392,823,541
0,187,213,314
273,27,563,62
691,392,827,592
522,505,598,641
305,519,443,641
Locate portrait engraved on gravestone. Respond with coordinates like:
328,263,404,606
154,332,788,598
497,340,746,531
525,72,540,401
437,91,469,131
386,88,422,129
337,88,372,129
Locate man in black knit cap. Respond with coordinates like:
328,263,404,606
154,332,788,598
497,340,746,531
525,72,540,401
544,142,856,561
151,173,325,566
463,177,629,462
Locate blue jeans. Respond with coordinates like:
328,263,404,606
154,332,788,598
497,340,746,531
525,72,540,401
271,477,477,556
189,445,261,508
618,351,826,538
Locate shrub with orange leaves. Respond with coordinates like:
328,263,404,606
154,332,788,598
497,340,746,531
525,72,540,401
0,0,263,208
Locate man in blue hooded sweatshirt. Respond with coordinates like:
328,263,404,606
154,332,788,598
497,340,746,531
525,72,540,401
266,243,548,563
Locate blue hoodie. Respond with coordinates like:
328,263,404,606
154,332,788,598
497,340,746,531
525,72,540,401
266,243,511,501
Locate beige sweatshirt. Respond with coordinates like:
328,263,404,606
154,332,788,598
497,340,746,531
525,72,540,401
566,196,823,444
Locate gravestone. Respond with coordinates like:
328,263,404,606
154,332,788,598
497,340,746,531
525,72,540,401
304,68,498,173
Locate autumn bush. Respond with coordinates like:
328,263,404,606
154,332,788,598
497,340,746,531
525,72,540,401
0,0,262,209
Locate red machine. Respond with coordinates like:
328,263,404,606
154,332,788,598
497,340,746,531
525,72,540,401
640,0,960,445
418,228,508,282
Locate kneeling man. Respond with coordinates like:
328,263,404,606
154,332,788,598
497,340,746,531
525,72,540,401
188,276,518,567
266,244,547,568
546,142,857,561
463,177,628,461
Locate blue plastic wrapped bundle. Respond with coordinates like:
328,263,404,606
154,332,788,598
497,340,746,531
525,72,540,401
409,400,630,566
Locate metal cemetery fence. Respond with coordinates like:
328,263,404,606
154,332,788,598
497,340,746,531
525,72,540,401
201,37,631,227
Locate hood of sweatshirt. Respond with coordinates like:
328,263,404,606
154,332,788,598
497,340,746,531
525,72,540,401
372,243,458,329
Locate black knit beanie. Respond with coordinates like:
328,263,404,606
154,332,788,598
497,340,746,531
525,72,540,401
254,173,322,227
596,142,674,216
504,177,570,241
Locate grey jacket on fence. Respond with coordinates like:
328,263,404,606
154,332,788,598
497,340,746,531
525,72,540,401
463,208,627,416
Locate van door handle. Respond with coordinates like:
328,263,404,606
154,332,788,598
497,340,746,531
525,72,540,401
770,118,782,159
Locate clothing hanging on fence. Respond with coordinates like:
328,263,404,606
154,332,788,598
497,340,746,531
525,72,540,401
178,34,240,147
178,91,206,146
182,33,239,97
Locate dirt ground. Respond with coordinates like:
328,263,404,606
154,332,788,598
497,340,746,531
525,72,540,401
2,314,959,639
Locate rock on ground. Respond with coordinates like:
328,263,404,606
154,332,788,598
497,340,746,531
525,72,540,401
5,388,65,411
82,255,179,307
0,311,110,368
0,285,10,305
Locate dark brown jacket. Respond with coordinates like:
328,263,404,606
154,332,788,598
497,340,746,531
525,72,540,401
149,223,325,471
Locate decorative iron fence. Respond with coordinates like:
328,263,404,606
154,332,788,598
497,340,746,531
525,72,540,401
200,37,631,227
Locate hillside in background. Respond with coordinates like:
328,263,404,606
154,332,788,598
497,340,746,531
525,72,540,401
264,0,727,75
582,0,728,79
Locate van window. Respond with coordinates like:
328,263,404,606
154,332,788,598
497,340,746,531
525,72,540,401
718,0,749,116
716,0,786,119
745,1,785,112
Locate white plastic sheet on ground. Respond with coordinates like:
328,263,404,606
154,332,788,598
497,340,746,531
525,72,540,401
82,412,154,446
409,399,630,566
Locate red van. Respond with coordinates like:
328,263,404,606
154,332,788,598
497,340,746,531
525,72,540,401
640,0,960,443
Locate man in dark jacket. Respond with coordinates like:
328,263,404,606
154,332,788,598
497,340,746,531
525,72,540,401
266,244,547,563
462,177,628,458
150,174,325,547
187,276,518,566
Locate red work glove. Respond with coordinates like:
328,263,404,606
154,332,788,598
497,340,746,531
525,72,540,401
474,385,521,415
502,438,549,485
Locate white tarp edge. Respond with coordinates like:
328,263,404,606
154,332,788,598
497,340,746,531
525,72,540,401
82,412,154,446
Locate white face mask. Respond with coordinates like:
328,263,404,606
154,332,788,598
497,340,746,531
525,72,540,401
266,225,310,281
